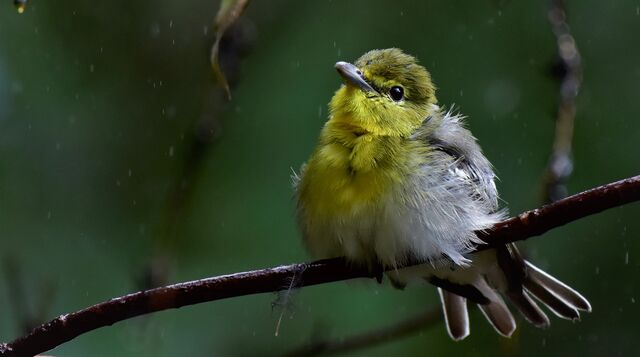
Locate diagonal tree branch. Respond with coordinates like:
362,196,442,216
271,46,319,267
1,175,639,356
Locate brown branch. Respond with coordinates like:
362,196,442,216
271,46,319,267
1,175,639,356
543,0,582,202
287,308,441,357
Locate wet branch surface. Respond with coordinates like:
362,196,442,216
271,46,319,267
1,175,639,356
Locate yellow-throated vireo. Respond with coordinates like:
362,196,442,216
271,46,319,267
294,48,590,340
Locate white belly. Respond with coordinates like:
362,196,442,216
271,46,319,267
301,161,505,270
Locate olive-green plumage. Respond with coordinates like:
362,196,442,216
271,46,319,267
355,48,436,106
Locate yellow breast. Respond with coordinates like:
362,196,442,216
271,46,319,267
298,117,423,221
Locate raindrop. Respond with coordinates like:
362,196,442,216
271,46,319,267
150,23,161,37
169,146,175,157
625,251,629,265
14,0,26,14
484,79,520,115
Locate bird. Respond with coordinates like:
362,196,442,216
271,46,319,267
293,48,591,340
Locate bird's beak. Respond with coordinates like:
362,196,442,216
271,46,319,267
335,61,376,93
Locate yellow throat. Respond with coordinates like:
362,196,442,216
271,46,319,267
297,49,437,220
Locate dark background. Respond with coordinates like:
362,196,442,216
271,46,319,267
1,1,639,355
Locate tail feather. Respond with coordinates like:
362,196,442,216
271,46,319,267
425,245,590,340
495,244,550,328
524,275,580,320
507,290,550,328
525,261,592,312
477,297,516,337
438,288,470,341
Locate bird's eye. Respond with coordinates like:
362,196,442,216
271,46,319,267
389,86,404,101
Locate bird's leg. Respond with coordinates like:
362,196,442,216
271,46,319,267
371,261,385,284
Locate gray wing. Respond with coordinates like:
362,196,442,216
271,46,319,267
390,108,505,267
424,110,500,211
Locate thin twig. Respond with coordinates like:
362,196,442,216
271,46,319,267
287,308,441,357
543,0,582,202
1,175,639,356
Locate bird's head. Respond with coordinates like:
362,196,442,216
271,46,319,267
329,48,437,137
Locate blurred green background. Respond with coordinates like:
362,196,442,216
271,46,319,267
1,0,639,356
